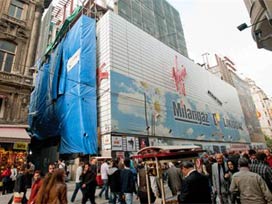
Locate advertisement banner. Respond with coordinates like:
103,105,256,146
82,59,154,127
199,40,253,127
111,71,250,143
112,136,123,151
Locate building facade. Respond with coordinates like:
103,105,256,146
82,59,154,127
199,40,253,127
36,0,188,61
246,78,272,139
243,0,272,51
207,54,266,148
118,0,188,57
0,0,44,169
97,12,251,157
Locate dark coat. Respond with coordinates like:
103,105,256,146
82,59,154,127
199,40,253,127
14,173,27,193
120,168,136,194
108,167,121,193
178,170,212,204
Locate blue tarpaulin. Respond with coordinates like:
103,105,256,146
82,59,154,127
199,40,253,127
29,15,97,154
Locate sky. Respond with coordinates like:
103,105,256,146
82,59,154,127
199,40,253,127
168,0,272,97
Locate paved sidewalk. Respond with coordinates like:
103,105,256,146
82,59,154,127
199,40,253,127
0,182,119,204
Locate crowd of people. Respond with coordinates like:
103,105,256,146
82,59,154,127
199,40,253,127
1,149,272,204
70,148,272,204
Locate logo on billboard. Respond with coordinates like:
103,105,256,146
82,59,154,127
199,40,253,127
172,56,187,96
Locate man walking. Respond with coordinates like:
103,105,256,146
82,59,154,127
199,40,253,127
167,162,183,196
212,153,230,204
250,152,272,192
81,163,97,204
99,159,109,200
71,161,84,203
178,161,211,204
230,158,272,204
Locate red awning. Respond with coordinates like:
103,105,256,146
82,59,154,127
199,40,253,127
0,128,31,143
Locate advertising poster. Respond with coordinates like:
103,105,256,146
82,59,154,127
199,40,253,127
111,136,123,151
126,136,136,151
138,136,149,149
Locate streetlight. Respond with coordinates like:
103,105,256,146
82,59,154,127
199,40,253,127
237,18,267,31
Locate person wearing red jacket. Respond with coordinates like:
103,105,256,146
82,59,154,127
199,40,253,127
264,149,272,168
1,165,11,195
28,170,43,204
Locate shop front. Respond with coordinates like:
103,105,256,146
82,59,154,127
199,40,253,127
0,127,30,178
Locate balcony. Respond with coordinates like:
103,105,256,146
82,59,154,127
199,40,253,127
2,14,27,28
0,71,33,88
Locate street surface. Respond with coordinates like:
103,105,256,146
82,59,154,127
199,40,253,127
0,181,115,204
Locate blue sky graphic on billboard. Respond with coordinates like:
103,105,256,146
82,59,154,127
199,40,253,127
111,71,250,143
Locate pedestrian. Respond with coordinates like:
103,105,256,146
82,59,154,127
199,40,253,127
248,149,257,164
167,162,183,196
227,160,239,204
250,152,272,192
99,159,109,199
10,164,18,193
35,163,55,204
108,159,121,204
36,168,67,204
120,158,137,204
137,161,157,204
177,161,212,204
211,153,231,204
28,170,43,204
264,149,272,168
1,165,12,195
9,165,28,204
71,161,84,203
27,161,35,188
227,160,238,176
230,157,272,204
81,162,97,204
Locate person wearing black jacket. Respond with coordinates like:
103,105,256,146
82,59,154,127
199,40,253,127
81,163,97,204
120,159,137,204
178,161,212,204
108,160,121,204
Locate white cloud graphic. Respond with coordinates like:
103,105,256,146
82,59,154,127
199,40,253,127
117,92,145,118
154,124,173,137
196,134,206,140
111,119,119,131
186,128,194,135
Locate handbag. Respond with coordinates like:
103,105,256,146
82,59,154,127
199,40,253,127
12,192,24,204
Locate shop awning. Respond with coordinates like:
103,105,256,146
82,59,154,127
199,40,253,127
0,128,31,143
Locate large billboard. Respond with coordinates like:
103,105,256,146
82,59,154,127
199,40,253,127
97,12,251,144
110,71,250,143
231,73,264,143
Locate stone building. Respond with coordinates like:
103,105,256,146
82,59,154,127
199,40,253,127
243,0,272,51
0,0,44,152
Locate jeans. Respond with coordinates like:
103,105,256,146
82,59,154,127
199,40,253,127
99,179,109,199
110,192,119,204
124,193,133,204
71,182,82,202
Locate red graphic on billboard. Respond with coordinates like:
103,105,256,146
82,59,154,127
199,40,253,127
172,56,187,96
97,62,108,85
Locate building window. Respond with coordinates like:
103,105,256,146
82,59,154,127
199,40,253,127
8,0,24,20
0,40,16,73
0,98,5,118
